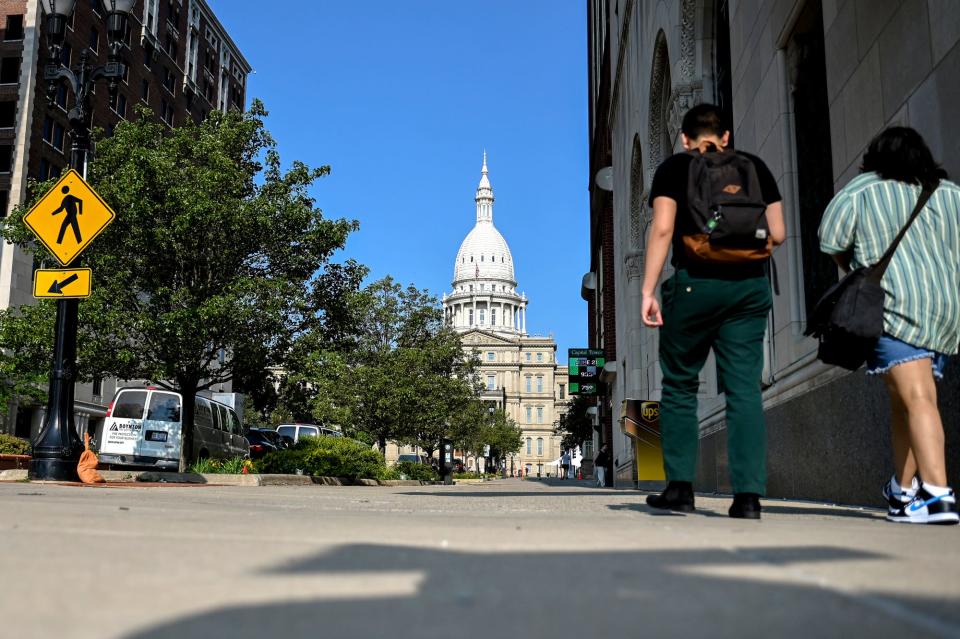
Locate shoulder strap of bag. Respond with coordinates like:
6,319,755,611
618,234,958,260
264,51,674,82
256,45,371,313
869,181,937,281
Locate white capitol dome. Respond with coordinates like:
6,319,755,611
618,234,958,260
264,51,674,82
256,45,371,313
444,154,528,335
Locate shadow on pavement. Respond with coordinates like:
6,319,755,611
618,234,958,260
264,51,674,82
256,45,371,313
122,543,959,639
608,502,884,521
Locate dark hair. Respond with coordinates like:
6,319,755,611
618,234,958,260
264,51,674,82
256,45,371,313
681,103,728,140
861,126,947,189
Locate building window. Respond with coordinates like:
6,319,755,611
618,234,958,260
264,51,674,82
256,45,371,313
536,376,543,393
55,84,68,109
479,309,485,325
525,406,532,422
487,375,495,391
0,102,14,128
536,438,543,456
491,309,497,326
4,15,24,41
144,47,153,69
536,407,543,424
109,92,127,118
788,0,837,317
558,384,565,400
525,376,531,393
0,190,8,218
89,27,99,52
92,377,103,397
526,353,532,362
468,309,474,325
0,57,20,84
537,353,543,362
42,117,65,153
526,438,532,455
487,352,495,361
0,146,12,173
141,79,150,102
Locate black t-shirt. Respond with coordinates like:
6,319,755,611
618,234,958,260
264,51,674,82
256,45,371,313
648,150,782,278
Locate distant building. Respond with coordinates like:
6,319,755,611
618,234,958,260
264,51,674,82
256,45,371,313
585,0,960,502
0,0,250,438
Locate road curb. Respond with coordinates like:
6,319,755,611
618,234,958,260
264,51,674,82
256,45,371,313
0,469,442,487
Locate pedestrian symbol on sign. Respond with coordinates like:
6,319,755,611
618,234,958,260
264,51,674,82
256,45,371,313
22,169,116,265
52,186,83,244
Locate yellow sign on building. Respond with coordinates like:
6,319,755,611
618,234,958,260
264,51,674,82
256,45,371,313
33,268,92,299
23,170,116,266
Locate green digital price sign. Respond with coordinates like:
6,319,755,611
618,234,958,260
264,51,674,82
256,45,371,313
568,348,605,395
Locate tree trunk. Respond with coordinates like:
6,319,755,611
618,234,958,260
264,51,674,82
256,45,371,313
177,382,198,474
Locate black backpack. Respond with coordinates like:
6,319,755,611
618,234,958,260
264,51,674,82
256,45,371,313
683,149,772,263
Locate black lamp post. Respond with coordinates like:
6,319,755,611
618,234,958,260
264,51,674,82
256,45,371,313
29,0,134,481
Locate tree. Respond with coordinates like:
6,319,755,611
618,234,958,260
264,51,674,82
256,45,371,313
1,102,363,470
554,393,595,451
0,304,52,419
344,277,479,454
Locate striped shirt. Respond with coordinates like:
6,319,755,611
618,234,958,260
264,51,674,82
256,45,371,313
819,172,960,355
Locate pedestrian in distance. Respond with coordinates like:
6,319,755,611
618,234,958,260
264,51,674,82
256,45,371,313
641,103,786,520
594,443,610,488
561,449,571,480
818,127,959,525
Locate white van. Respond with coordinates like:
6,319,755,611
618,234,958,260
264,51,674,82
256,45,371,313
98,388,248,469
276,423,343,445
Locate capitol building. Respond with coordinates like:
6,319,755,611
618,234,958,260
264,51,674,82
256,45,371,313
441,155,569,477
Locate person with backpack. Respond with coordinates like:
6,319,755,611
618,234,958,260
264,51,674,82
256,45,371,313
818,127,959,526
640,103,785,519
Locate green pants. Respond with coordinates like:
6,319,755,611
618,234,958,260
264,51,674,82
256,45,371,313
659,269,772,495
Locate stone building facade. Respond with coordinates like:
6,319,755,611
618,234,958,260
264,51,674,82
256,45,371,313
585,0,960,503
438,156,569,476
0,0,249,438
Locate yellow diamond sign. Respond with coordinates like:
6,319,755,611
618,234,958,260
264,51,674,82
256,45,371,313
33,268,92,299
23,169,116,266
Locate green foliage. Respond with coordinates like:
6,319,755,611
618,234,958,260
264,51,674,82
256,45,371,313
393,460,439,481
450,405,522,469
257,435,386,480
0,102,363,471
453,471,485,480
0,305,52,418
188,457,250,474
554,393,594,450
0,434,31,455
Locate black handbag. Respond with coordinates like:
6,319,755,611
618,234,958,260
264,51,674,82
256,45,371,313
805,183,936,371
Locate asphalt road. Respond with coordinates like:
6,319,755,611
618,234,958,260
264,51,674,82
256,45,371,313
1,478,957,639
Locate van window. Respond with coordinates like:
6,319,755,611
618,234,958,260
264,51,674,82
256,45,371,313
277,425,296,439
214,404,228,431
113,391,147,419
299,426,320,439
195,399,213,429
226,409,240,435
147,393,180,422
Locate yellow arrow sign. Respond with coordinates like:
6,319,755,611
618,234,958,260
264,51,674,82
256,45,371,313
33,268,92,299
23,169,116,266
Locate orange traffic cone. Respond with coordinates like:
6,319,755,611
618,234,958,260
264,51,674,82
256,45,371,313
577,468,582,480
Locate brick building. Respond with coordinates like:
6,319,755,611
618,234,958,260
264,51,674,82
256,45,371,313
0,0,250,438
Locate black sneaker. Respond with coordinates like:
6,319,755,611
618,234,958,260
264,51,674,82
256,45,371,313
646,481,695,513
887,485,959,525
729,493,762,520
882,479,912,517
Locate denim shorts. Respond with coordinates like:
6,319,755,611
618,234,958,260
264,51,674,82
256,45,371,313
866,335,949,380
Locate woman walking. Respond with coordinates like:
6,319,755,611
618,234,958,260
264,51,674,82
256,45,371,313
819,127,959,525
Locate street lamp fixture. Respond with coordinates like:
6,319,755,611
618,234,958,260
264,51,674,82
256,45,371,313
30,0,134,481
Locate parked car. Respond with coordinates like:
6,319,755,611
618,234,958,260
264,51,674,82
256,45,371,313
244,429,281,459
397,453,431,465
276,423,343,445
98,388,247,469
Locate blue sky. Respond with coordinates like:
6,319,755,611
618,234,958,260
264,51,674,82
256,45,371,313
208,1,589,355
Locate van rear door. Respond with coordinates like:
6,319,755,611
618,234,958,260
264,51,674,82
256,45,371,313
138,391,182,462
101,389,148,458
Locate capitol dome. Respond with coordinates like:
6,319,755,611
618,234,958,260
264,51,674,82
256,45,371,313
444,154,528,336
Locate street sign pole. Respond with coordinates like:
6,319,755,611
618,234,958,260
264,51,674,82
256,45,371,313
28,116,89,481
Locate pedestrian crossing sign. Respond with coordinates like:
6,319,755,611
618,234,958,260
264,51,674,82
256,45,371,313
23,169,116,266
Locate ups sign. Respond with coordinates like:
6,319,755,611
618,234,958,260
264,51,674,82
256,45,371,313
640,401,660,424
